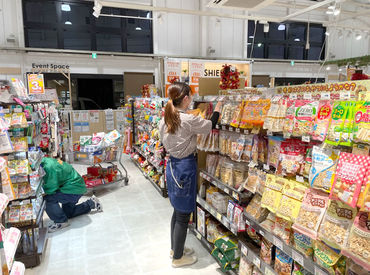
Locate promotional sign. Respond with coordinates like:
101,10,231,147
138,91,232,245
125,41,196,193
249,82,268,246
27,74,45,95
164,59,181,97
189,61,204,95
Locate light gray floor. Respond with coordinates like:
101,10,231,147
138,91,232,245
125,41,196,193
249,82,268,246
26,156,222,275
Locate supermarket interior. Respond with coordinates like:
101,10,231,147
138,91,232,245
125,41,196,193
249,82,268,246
0,0,370,274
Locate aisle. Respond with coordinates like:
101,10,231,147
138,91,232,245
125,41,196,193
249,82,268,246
26,156,222,275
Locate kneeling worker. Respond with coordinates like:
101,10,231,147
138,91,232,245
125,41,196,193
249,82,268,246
41,157,102,233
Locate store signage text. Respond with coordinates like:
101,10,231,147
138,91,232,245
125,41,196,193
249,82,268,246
32,63,70,70
204,69,221,77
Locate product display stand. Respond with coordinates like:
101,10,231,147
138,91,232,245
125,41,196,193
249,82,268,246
131,98,168,198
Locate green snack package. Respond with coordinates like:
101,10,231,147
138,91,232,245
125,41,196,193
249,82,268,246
339,101,356,147
325,101,348,146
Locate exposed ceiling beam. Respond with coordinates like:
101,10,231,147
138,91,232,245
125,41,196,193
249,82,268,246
348,0,370,8
281,0,335,22
273,1,356,16
335,9,370,23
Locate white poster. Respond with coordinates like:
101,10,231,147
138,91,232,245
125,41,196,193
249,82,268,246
105,109,114,131
164,58,182,96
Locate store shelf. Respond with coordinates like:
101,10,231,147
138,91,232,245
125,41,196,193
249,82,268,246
243,211,328,275
10,261,25,275
10,178,44,202
189,226,238,275
216,124,251,134
200,170,249,202
37,227,48,255
131,158,168,198
8,200,46,230
238,240,277,275
196,196,239,236
133,145,164,173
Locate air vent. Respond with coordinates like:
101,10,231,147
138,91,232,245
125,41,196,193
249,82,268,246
207,0,278,10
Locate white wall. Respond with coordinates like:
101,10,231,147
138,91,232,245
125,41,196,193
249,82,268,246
0,0,24,47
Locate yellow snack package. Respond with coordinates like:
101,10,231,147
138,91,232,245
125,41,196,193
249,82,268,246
261,175,285,213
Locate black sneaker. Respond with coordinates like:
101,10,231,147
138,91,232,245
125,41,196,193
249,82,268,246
48,221,70,233
91,195,103,212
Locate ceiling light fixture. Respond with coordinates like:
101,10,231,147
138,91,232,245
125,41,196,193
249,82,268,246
333,9,340,16
325,31,330,36
65,21,72,25
257,43,262,47
136,27,142,31
326,10,334,14
326,66,331,71
356,33,362,40
278,24,285,31
294,38,300,41
61,4,71,12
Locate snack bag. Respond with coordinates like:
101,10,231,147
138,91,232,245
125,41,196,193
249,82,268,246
346,258,369,275
245,194,269,222
274,248,293,275
353,101,370,144
330,152,370,208
293,231,314,258
312,100,333,141
293,188,329,239
276,180,307,223
267,136,284,169
283,100,295,136
313,241,345,275
261,175,286,213
274,216,293,244
220,103,235,125
260,238,274,265
241,135,254,162
260,212,276,232
230,101,245,128
339,101,356,147
342,212,370,270
239,255,253,275
233,163,247,189
240,100,253,129
325,101,348,146
264,96,285,132
301,147,313,178
277,139,307,177
243,167,259,193
293,100,318,137
292,262,313,275
227,200,235,221
309,146,340,193
319,200,358,250
358,181,370,212
352,143,370,156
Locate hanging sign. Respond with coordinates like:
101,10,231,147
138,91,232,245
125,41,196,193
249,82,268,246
189,61,204,95
27,74,45,95
164,59,182,97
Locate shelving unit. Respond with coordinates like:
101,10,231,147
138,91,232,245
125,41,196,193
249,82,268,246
133,145,164,173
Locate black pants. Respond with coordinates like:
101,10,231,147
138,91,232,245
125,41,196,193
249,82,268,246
171,209,191,260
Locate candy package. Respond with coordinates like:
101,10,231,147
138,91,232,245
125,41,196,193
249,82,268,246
292,100,318,137
293,188,329,239
245,194,269,222
277,139,307,177
330,152,370,208
261,175,286,213
309,146,340,193
260,238,274,265
274,248,293,275
353,101,370,144
312,101,333,141
313,241,346,275
267,136,284,169
273,216,293,245
283,100,296,136
318,200,357,250
342,212,370,270
293,231,314,258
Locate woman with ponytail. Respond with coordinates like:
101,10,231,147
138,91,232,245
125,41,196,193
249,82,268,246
159,82,222,268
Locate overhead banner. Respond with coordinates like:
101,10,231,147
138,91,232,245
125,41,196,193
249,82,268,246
164,59,182,97
189,61,204,95
27,74,45,95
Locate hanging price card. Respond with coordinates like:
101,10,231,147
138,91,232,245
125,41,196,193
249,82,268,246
302,136,310,142
292,250,304,266
273,236,283,250
245,219,251,226
253,256,261,269
259,230,265,237
196,231,202,240
340,91,350,100
241,245,248,256
263,164,270,171
321,92,330,100
244,129,249,134
217,213,222,221
296,175,305,183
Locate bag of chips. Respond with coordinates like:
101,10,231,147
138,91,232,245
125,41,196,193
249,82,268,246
274,248,293,275
293,231,314,258
283,100,295,136
325,101,348,146
261,175,286,213
312,101,333,141
267,136,284,169
353,101,370,144
292,100,318,137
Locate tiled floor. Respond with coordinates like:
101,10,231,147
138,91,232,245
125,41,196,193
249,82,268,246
26,156,222,275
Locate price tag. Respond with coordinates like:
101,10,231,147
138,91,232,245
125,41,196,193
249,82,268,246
229,127,234,132
230,224,238,235
205,204,210,211
340,91,350,100
267,130,273,136
265,267,275,275
303,93,312,100
232,191,239,200
223,187,229,194
290,93,297,99
302,136,310,143
211,209,217,216
217,213,222,221
196,231,202,240
14,108,23,113
296,175,305,183
321,92,330,100
212,180,217,186
283,132,291,139
273,236,283,250
241,245,248,256
196,197,200,203
292,250,304,267
253,256,261,269
243,129,249,134
263,164,270,171
245,219,251,226
236,128,241,133
259,230,265,237
222,125,226,130
249,161,257,168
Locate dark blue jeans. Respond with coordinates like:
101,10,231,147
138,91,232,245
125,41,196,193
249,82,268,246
45,192,94,223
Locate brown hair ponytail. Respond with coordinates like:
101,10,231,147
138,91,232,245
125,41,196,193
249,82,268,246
164,82,191,134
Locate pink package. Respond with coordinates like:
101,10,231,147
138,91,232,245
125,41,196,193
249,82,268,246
330,152,370,208
312,101,333,141
292,100,319,137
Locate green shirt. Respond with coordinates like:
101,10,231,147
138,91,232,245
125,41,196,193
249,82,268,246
41,158,86,195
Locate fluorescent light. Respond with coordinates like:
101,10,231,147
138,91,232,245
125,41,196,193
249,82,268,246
328,5,335,9
257,43,262,47
65,21,72,25
61,4,71,12
247,43,252,45
326,10,334,14
146,12,151,19
263,23,269,33
339,68,343,72
136,27,142,31
278,24,285,31
333,9,340,16
93,11,100,18
326,66,331,71
249,36,254,38
294,38,300,41
325,31,330,36
356,34,362,40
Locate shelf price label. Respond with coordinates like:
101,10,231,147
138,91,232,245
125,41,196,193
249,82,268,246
230,224,238,235
236,128,240,133
253,256,261,269
321,92,330,100
340,91,350,100
245,219,251,226
216,213,222,221
223,187,229,194
302,136,310,143
292,250,304,267
263,164,269,171
265,267,275,275
232,191,239,200
222,125,226,130
259,229,265,237
196,231,202,240
205,204,210,211
241,245,248,256
273,236,283,250
296,175,305,183
303,93,312,100
290,93,297,99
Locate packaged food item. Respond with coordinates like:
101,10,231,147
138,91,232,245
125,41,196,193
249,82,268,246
341,101,357,146
220,103,235,125
80,135,92,146
206,154,219,176
309,146,340,193
352,143,370,156
239,255,253,275
342,212,370,270
330,152,370,208
245,194,269,222
244,167,259,193
233,163,247,189
221,160,234,187
207,219,230,243
346,258,369,275
261,175,286,213
211,247,239,272
233,205,245,232
11,113,27,128
326,101,348,146
277,139,307,177
319,200,357,250
8,205,20,223
292,262,313,275
206,186,219,205
230,101,245,128
92,132,105,146
212,192,229,214
246,225,261,246
252,266,263,275
215,156,226,179
241,135,254,162
292,100,318,137
293,231,314,258
293,188,329,239
197,207,206,236
283,100,295,136
227,200,235,222
256,169,266,196
353,101,370,144
301,147,313,178
260,238,274,265
274,216,293,245
267,136,284,169
274,248,293,275
260,212,275,232
246,99,271,128
312,101,333,141
11,137,28,152
313,241,345,275
251,135,259,164
276,180,307,223
264,96,286,132
358,181,370,212
219,131,228,155
258,136,268,163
